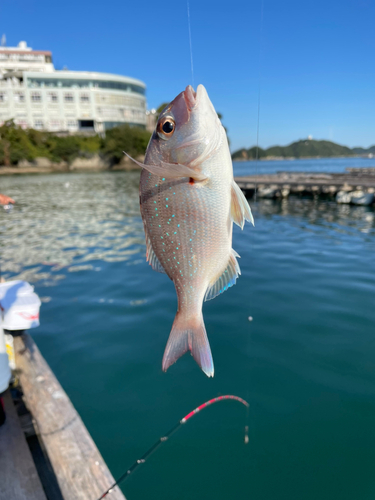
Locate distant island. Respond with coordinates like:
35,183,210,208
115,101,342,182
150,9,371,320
232,139,375,161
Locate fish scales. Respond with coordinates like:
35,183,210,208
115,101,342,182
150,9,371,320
131,84,253,377
141,171,231,309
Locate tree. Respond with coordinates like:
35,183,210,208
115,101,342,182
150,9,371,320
103,125,151,163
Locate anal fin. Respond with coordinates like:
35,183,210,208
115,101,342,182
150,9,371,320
204,249,241,301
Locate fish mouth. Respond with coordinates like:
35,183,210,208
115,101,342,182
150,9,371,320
184,85,197,110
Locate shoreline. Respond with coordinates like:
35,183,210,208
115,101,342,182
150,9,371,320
0,164,141,175
232,154,371,162
0,154,373,175
0,155,142,175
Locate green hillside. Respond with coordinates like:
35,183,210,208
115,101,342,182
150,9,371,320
232,139,373,160
352,145,375,154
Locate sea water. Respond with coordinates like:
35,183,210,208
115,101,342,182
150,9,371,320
1,157,375,500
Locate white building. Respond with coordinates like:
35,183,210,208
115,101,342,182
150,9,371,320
0,40,146,134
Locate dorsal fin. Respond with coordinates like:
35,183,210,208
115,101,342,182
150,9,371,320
204,249,241,301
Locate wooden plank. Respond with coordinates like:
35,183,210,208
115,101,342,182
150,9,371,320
14,334,126,500
0,389,47,500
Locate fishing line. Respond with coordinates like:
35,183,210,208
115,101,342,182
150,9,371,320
254,0,264,204
96,395,249,500
187,0,195,88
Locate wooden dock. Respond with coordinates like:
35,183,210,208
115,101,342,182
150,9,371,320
0,389,47,500
235,168,375,201
0,333,126,500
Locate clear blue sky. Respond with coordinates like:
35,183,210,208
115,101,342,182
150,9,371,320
1,0,374,152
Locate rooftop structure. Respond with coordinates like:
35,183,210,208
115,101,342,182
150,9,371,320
0,40,146,134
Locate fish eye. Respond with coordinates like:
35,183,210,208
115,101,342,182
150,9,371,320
157,117,175,140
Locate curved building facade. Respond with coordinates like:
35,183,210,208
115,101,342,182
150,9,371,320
0,41,146,133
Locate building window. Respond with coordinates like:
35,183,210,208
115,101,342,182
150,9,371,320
17,120,28,129
31,92,42,102
0,92,7,103
80,93,90,103
67,120,77,128
49,119,60,129
64,93,74,103
27,78,145,95
48,92,58,103
14,92,25,103
34,120,44,129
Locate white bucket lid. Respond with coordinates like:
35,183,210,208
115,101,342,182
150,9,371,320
0,281,38,311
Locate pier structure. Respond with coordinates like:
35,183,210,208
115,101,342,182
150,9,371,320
235,168,375,204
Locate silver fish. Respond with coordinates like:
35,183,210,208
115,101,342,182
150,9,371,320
127,84,253,377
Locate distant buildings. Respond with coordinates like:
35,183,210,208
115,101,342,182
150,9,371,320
145,108,157,132
0,40,147,134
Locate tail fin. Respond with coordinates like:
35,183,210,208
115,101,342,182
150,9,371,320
162,312,214,377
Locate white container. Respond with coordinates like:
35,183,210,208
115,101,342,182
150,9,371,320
0,280,41,331
336,190,352,204
0,323,11,393
350,190,375,206
0,280,34,301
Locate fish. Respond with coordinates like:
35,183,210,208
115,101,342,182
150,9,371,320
126,84,253,377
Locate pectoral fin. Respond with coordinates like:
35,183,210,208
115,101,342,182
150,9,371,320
231,181,254,228
124,152,207,181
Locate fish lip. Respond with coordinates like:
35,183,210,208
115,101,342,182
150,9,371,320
184,85,197,110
